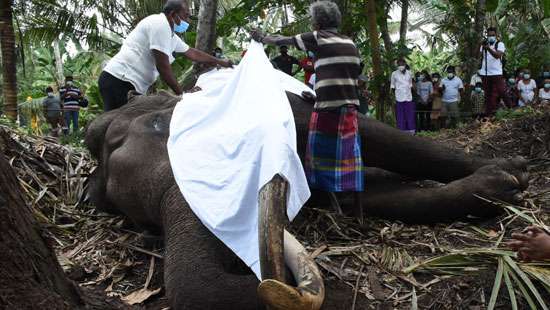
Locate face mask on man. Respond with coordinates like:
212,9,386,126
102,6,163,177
475,87,482,93
215,52,223,58
66,81,73,86
47,92,54,97
307,51,314,58
487,36,497,44
544,72,550,78
545,83,550,89
447,73,455,79
398,65,406,72
174,20,189,33
508,78,516,84
419,75,425,81
523,73,531,80
433,77,439,82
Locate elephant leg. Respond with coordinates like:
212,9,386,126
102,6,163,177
360,116,528,187
162,186,262,310
362,165,523,223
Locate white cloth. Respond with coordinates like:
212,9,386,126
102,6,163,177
391,70,413,102
517,79,537,106
479,42,505,76
441,77,464,103
167,42,312,280
104,13,189,94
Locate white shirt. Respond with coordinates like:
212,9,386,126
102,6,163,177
441,77,464,103
479,42,505,76
517,79,537,106
391,70,413,102
416,81,433,103
540,88,550,101
470,73,482,86
104,14,190,94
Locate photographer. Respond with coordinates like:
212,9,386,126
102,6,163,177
479,27,506,115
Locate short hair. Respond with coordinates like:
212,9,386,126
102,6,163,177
280,45,288,50
447,66,456,72
163,0,187,14
487,27,497,33
46,86,53,92
475,82,483,87
310,1,342,30
65,76,73,81
397,58,406,65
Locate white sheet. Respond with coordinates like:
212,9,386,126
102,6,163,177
167,41,312,280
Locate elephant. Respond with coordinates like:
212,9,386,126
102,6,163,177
84,90,528,309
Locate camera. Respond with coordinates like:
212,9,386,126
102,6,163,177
482,38,489,46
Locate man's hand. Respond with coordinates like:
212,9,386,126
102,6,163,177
250,28,265,43
507,226,550,262
217,59,233,68
301,91,316,104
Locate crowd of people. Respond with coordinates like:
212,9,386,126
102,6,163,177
390,27,550,134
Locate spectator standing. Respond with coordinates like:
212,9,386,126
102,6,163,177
416,70,433,131
300,51,315,87
440,66,464,128
272,45,301,76
517,70,537,106
391,59,415,134
536,66,550,89
470,82,485,119
504,76,518,108
59,76,82,135
538,79,550,105
430,73,443,130
479,27,506,115
42,86,62,136
469,72,482,89
213,47,226,59
251,1,364,222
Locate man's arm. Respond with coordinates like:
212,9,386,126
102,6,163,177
153,49,183,95
251,30,297,48
291,57,302,76
180,47,232,68
482,43,504,59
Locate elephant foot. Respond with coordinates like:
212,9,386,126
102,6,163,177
258,279,321,310
488,156,529,191
461,164,524,204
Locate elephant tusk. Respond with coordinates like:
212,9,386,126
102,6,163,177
258,174,288,283
257,175,325,310
257,231,325,310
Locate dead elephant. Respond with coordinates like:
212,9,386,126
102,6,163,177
85,91,528,309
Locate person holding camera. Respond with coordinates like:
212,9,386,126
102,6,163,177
479,27,506,116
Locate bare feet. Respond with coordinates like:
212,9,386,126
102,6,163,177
491,156,529,191
507,226,550,262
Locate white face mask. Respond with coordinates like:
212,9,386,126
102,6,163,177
67,81,73,86
47,92,54,97
433,78,439,82
447,73,455,79
398,65,406,72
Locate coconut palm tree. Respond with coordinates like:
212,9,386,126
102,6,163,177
1,0,17,120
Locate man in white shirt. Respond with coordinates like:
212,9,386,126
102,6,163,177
479,27,506,115
390,59,415,134
99,0,232,111
441,66,464,128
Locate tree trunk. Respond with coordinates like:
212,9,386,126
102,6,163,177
467,0,486,77
192,0,218,74
0,151,81,309
399,0,409,45
366,0,385,121
379,3,393,54
53,38,64,88
0,0,18,120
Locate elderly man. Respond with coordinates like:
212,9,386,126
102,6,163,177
99,0,232,111
252,1,364,218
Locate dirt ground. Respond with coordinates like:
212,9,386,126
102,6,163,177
1,106,549,309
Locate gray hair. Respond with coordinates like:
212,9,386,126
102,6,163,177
310,1,342,30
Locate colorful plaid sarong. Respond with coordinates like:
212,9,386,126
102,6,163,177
305,105,364,192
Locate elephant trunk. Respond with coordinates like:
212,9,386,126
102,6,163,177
258,175,325,310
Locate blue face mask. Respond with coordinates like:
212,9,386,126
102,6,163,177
544,72,550,78
545,83,550,89
174,20,189,33
475,87,482,93
307,51,314,58
487,36,497,44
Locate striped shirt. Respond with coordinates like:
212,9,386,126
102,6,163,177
294,30,360,109
59,85,82,111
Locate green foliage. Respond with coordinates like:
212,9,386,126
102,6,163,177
494,106,538,121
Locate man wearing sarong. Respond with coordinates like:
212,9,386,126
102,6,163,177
252,0,364,220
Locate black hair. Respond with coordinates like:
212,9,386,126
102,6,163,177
446,66,455,72
432,72,441,78
46,86,53,92
475,82,483,87
65,76,73,81
487,27,497,33
163,0,187,14
280,45,288,50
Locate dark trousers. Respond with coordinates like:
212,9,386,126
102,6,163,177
482,75,506,115
63,110,79,134
416,102,432,131
99,71,137,111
